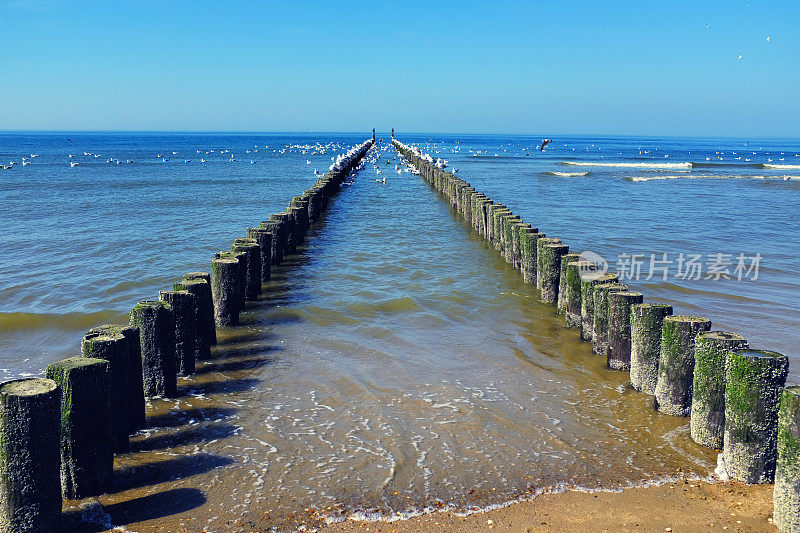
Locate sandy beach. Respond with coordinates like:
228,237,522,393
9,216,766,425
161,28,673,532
322,479,775,533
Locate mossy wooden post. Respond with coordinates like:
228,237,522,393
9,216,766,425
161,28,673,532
129,300,177,398
0,378,61,532
501,214,521,263
606,291,644,370
540,243,569,304
259,221,283,266
564,261,593,328
246,227,273,282
232,239,261,300
519,231,545,284
473,197,491,236
158,290,196,376
653,315,712,416
174,276,213,358
45,357,112,499
690,332,748,449
774,386,800,532
591,282,628,355
485,204,502,247
461,187,476,223
721,349,789,484
290,197,309,242
81,324,143,448
215,250,247,312
629,304,673,395
211,256,241,326
286,206,303,251
536,237,561,290
579,272,618,341
557,253,582,314
511,222,532,270
269,213,293,255
495,209,512,253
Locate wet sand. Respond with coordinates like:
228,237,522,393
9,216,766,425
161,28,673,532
323,479,775,533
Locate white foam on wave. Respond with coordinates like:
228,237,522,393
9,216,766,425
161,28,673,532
629,174,800,182
763,163,800,170
325,472,721,525
561,161,692,169
547,171,589,177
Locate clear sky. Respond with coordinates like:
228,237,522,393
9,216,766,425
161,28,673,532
1,0,798,136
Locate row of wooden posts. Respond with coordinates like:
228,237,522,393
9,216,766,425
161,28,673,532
392,138,799,533
0,140,374,532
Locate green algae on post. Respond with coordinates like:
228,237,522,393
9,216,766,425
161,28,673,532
159,290,197,376
511,222,532,271
216,250,247,312
80,324,142,449
519,230,544,284
564,260,593,328
690,331,748,449
591,281,628,355
129,300,177,398
259,221,284,266
211,256,242,326
606,291,644,371
774,386,800,532
232,239,262,301
45,357,112,499
556,253,582,314
540,243,569,304
0,378,61,532
246,227,273,282
174,276,214,358
629,303,673,395
722,349,789,484
535,237,562,291
654,315,711,416
579,272,618,341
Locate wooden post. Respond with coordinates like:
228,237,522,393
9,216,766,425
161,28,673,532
46,357,113,498
0,378,61,531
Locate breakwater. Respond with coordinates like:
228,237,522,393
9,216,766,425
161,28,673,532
392,137,799,531
0,139,373,531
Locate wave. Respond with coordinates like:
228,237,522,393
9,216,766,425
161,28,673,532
691,162,763,169
560,161,692,169
763,163,800,170
627,174,800,182
544,171,589,177
562,161,800,171
0,310,126,331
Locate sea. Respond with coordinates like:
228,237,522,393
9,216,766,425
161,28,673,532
0,132,798,531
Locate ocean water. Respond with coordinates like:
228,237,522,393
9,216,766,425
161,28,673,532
0,132,798,531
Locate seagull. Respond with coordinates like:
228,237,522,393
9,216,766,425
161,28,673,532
70,161,79,167
307,160,311,164
375,177,386,183
738,52,743,60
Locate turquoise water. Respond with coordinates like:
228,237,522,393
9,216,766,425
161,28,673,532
0,132,797,530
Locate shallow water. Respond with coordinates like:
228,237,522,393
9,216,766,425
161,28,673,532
1,133,798,531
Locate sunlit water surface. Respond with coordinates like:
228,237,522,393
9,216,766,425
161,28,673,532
0,133,797,531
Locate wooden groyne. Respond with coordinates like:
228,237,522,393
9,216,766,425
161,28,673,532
0,138,373,531
391,137,798,531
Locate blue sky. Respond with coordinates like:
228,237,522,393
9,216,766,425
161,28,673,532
1,0,797,136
